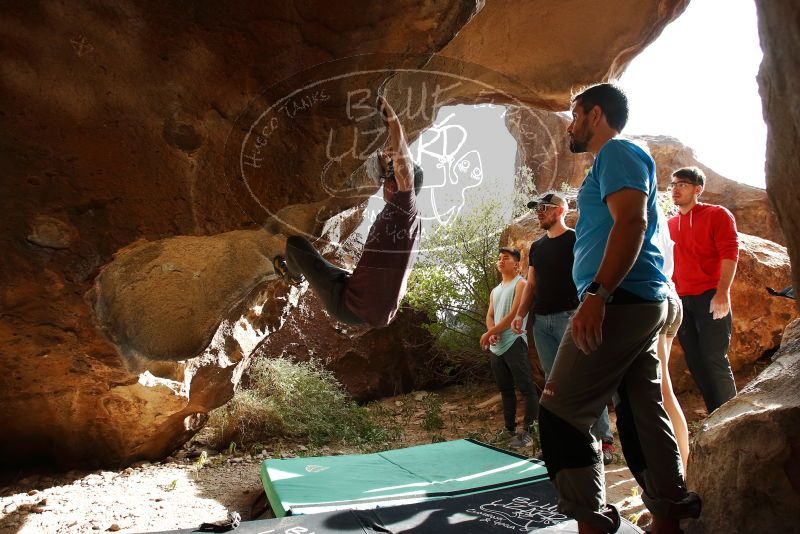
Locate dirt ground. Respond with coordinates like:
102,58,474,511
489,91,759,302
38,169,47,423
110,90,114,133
0,373,751,534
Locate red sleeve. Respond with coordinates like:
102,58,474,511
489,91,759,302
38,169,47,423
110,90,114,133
713,207,739,261
667,216,678,241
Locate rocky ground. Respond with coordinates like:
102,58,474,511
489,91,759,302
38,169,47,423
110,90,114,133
0,368,762,534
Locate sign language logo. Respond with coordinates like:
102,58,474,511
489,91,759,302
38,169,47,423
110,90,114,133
223,53,558,249
478,496,568,529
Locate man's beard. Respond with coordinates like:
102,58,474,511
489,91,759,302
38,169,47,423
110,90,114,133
539,218,553,230
569,129,590,153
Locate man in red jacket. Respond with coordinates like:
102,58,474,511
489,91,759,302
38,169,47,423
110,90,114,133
668,166,739,413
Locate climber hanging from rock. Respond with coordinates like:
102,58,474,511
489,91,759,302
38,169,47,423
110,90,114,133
272,95,423,328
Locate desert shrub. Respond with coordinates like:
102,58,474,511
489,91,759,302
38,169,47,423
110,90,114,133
207,357,399,450
404,200,506,382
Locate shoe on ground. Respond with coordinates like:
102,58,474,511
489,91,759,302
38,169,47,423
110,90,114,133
272,256,304,286
602,441,615,465
498,429,514,440
508,431,533,449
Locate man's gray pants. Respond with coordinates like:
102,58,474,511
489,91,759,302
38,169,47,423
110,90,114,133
539,300,698,531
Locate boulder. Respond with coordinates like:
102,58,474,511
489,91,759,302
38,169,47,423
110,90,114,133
757,0,800,303
720,234,797,370
258,293,440,402
502,211,797,392
681,4,800,531
90,230,284,363
685,318,800,533
1,227,300,468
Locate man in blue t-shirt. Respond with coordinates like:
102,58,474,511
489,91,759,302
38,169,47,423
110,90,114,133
537,84,700,534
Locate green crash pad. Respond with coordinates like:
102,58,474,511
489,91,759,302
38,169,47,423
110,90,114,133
261,439,548,517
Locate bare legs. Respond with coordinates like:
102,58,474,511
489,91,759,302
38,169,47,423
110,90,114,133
658,333,690,474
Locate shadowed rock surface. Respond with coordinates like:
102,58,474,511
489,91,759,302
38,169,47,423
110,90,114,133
0,0,481,468
681,4,800,530
757,0,800,299
258,291,441,402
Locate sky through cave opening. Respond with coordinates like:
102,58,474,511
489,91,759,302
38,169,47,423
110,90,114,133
355,103,519,249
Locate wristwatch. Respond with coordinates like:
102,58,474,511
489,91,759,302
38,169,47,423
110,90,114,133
584,281,612,303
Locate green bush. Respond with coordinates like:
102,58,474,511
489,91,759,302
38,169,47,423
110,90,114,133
207,357,399,450
404,200,507,382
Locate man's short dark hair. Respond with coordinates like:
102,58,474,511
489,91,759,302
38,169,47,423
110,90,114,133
672,166,706,188
498,247,521,262
571,83,629,132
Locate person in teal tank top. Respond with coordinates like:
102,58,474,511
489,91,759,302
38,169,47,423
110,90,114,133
480,247,539,450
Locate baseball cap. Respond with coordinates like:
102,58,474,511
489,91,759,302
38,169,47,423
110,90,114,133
527,192,568,210
498,247,521,261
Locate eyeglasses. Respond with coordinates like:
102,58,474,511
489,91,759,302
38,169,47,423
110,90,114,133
534,204,557,213
667,181,695,191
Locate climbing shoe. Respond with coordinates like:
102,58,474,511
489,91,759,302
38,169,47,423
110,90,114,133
273,256,304,286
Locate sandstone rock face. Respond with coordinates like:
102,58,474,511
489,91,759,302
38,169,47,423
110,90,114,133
90,230,282,363
380,1,690,148
722,234,797,370
504,108,594,196
686,318,800,534
757,0,800,304
0,0,481,469
438,0,689,110
683,5,800,531
0,0,696,468
502,211,797,393
505,108,784,245
2,227,299,468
